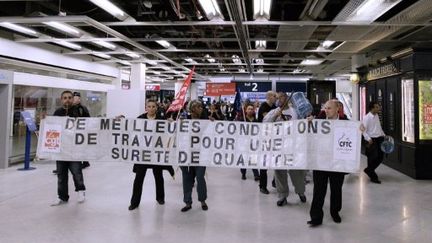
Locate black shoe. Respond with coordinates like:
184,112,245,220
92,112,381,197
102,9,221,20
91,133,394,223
157,199,165,205
181,204,192,212
241,174,246,180
260,188,269,194
276,198,287,207
254,176,260,181
371,178,382,184
271,179,276,188
299,194,307,203
307,220,322,227
331,213,342,223
52,170,57,174
128,205,138,211
201,202,208,211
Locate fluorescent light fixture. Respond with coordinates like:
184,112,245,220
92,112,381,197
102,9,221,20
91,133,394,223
255,40,266,49
44,21,81,37
198,0,223,20
220,68,226,72
253,0,272,20
300,59,324,65
184,58,197,64
145,59,158,66
205,54,216,63
91,40,116,50
54,40,82,50
89,0,126,20
0,22,39,36
322,40,335,49
153,71,161,75
338,0,402,23
118,60,131,66
391,48,413,59
125,52,140,59
156,40,171,49
92,52,111,59
232,55,242,64
239,68,246,73
255,58,264,64
161,66,171,71
257,68,264,73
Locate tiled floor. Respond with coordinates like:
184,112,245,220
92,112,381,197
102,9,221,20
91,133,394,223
1,156,431,243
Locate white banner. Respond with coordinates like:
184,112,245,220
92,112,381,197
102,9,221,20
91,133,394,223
37,117,362,173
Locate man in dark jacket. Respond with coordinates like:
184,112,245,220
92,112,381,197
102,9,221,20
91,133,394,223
51,90,86,206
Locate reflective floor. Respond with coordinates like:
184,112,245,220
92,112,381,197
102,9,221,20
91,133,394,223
1,156,431,243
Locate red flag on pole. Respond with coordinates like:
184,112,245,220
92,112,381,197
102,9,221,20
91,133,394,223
166,66,195,113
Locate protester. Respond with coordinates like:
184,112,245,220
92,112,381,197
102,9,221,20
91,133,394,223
51,90,86,206
263,92,307,205
238,104,260,181
129,100,175,210
73,91,91,169
180,99,209,212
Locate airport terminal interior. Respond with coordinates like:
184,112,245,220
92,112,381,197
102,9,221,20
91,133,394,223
1,0,432,242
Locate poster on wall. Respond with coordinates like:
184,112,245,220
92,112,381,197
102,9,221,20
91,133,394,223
402,79,415,143
419,80,432,140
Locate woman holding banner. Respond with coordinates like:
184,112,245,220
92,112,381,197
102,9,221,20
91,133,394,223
180,99,209,212
128,100,174,211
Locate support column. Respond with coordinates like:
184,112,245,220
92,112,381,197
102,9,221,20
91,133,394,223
106,64,146,118
351,54,367,121
0,70,13,169
189,82,198,100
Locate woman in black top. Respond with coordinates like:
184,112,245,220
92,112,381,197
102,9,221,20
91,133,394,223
128,100,174,210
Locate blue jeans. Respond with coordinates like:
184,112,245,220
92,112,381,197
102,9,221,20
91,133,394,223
181,166,207,204
56,161,86,201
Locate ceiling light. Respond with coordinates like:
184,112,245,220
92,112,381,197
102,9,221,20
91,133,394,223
92,52,111,59
156,40,171,49
220,68,225,72
184,58,197,64
0,22,39,37
300,59,324,65
253,0,272,20
239,68,246,73
255,58,264,64
91,40,116,50
43,21,81,37
322,40,335,49
153,71,161,75
205,54,216,63
145,59,158,66
89,0,127,20
391,48,413,59
336,0,402,23
54,40,82,50
198,0,223,20
161,66,171,71
125,52,140,59
118,60,131,66
232,55,242,64
255,40,266,49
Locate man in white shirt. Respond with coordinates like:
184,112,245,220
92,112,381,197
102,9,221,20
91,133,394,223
362,102,386,184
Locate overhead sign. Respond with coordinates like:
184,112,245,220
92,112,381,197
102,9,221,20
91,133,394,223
205,83,236,96
37,117,362,173
367,63,400,81
234,81,272,92
145,84,161,91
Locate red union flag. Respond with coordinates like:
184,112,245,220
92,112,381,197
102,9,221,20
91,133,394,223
166,67,195,113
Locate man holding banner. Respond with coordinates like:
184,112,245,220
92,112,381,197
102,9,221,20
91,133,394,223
51,90,86,206
263,92,307,206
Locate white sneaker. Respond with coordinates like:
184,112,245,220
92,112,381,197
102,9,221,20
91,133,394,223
51,198,67,206
77,191,86,203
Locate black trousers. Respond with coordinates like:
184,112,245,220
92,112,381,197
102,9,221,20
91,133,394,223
259,169,267,189
310,170,345,223
240,168,259,177
56,161,86,201
365,136,385,180
130,165,164,207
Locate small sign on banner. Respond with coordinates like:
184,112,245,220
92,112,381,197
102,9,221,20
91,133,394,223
145,84,161,91
41,124,62,153
205,83,236,96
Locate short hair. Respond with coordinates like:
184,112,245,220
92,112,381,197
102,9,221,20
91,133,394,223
277,92,288,98
61,90,73,97
188,99,202,111
368,101,379,111
266,91,276,100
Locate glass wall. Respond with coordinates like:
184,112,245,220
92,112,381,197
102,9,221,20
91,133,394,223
9,85,106,162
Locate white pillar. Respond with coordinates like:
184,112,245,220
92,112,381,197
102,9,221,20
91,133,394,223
106,64,146,118
351,54,367,121
0,70,13,169
189,82,198,100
